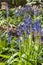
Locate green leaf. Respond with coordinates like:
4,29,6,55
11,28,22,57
0,54,10,59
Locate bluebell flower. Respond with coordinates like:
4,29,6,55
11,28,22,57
40,28,43,43
32,25,36,31
15,12,20,17
17,23,27,36
23,24,27,31
34,19,41,25
18,24,22,29
17,15,32,36
17,30,22,36
40,28,43,36
36,24,41,32
7,31,12,44
33,25,41,32
15,9,23,17
6,4,9,12
6,3,9,17
27,29,30,35
33,19,41,32
28,15,32,25
22,8,26,14
24,5,31,12
17,25,23,36
24,16,32,27
18,9,23,15
34,5,38,16
8,36,12,44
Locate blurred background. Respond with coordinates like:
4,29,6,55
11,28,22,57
0,0,43,9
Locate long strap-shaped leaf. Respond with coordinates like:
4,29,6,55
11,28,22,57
7,52,18,63
0,54,10,59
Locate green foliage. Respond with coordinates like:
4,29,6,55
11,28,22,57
0,3,43,65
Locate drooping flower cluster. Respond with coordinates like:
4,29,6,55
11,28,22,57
15,5,31,17
15,9,23,17
17,16,41,36
32,19,41,33
6,15,41,44
33,5,38,16
17,15,32,35
24,5,31,12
